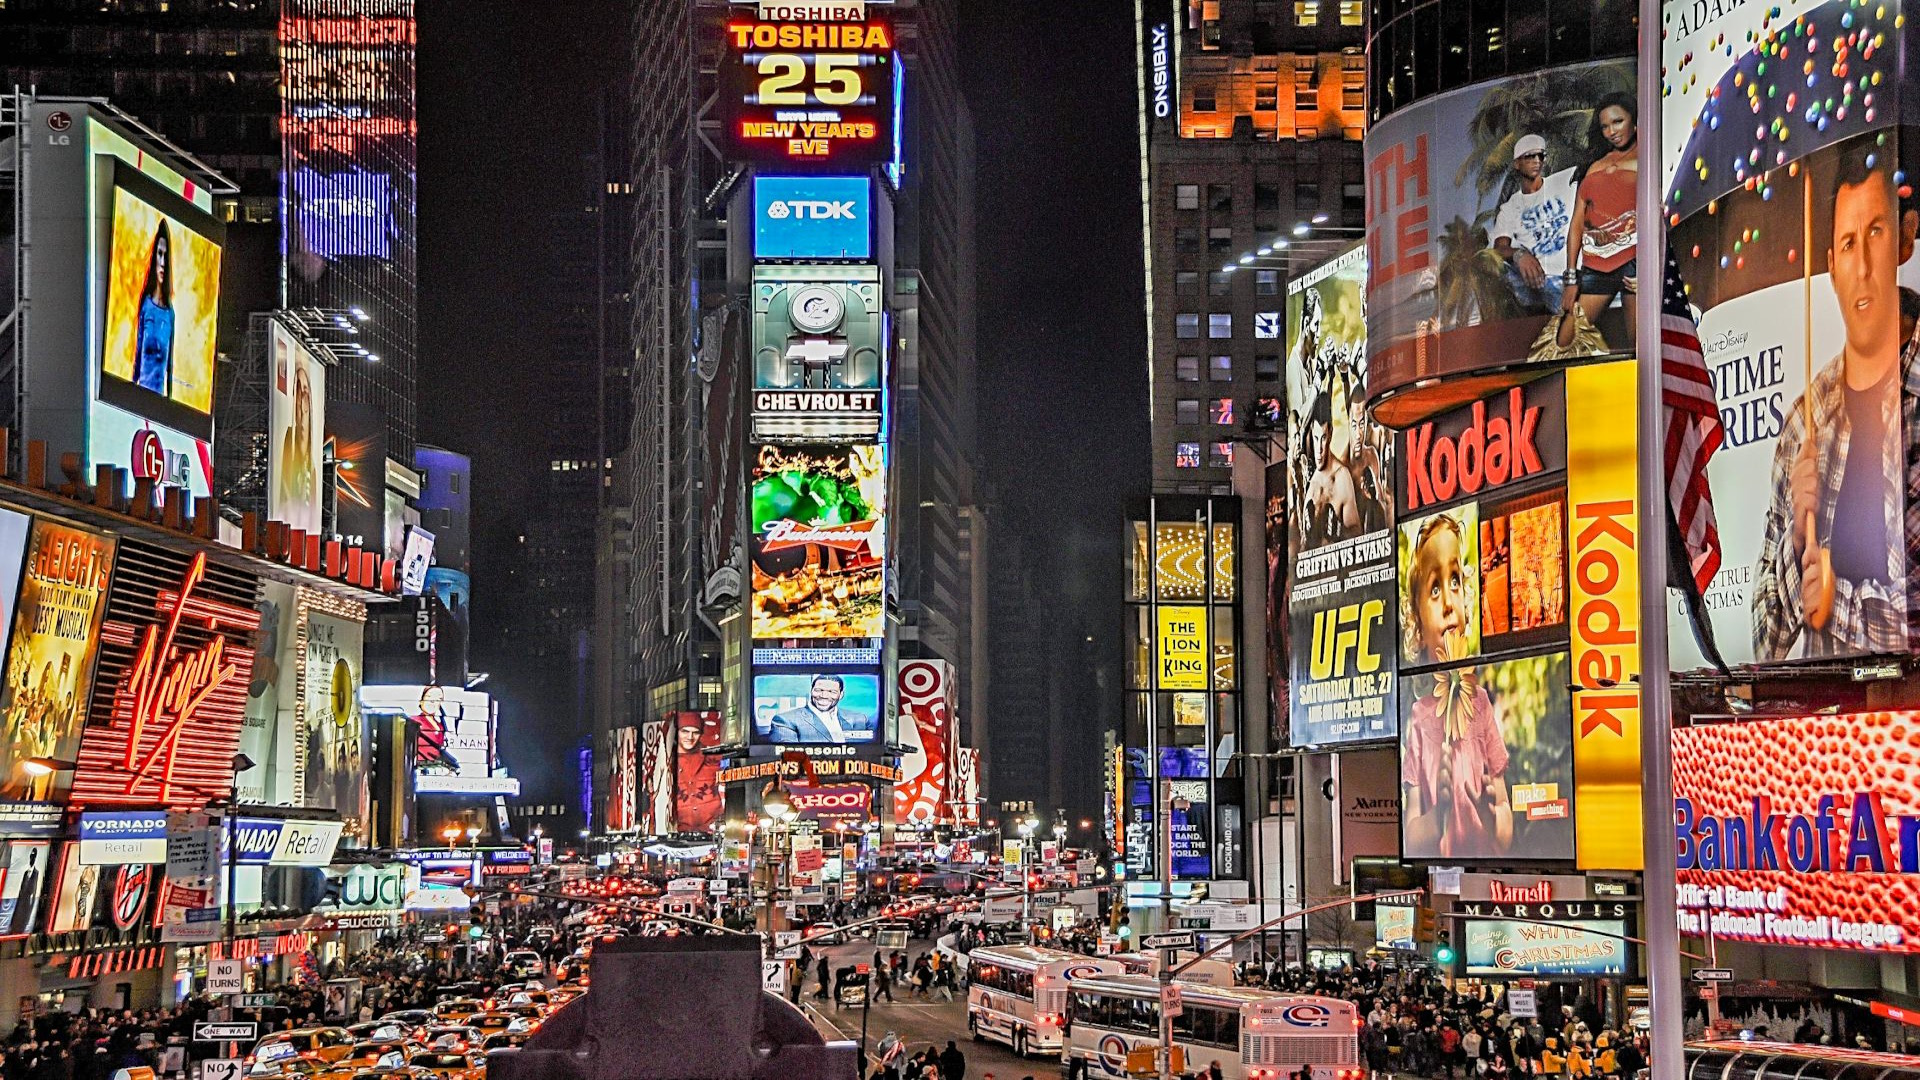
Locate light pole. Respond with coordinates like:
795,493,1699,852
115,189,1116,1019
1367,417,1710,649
1017,817,1037,923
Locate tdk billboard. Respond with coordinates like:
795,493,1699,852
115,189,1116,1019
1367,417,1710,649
753,175,872,260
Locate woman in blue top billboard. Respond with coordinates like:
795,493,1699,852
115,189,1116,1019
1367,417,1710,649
134,221,174,396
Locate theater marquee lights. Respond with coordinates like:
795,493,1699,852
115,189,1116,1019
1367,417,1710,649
719,18,897,168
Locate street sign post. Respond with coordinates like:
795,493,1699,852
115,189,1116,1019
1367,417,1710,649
235,993,278,1008
1140,931,1196,951
1160,983,1183,1017
192,1023,257,1043
196,1060,243,1080
761,961,786,995
1693,968,1734,983
206,960,244,996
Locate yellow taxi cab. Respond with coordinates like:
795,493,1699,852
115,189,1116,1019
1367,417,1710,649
405,1051,484,1080
245,1056,326,1079
504,989,551,1012
343,1068,436,1080
418,1027,483,1056
248,1028,358,1070
431,999,484,1024
335,1042,410,1071
466,1012,531,1039
544,987,584,1009
494,1005,542,1030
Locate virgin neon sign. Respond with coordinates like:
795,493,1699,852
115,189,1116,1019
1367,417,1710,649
72,552,260,807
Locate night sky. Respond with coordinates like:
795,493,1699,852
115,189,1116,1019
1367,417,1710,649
416,1,1147,795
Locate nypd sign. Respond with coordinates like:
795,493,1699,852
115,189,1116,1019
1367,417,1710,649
79,812,168,865
754,175,872,260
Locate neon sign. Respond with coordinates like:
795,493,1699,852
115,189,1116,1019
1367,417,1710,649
71,552,260,807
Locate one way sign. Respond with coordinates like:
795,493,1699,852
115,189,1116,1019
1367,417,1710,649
193,1023,257,1043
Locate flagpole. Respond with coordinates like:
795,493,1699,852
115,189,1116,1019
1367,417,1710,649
1635,4,1689,1076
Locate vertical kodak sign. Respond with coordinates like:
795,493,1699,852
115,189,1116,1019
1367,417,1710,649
1156,606,1208,689
1565,362,1641,870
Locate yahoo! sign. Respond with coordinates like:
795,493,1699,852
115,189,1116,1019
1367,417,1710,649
788,783,871,820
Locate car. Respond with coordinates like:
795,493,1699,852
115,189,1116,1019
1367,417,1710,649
479,1031,529,1053
431,999,484,1024
467,1011,533,1037
345,1023,411,1044
344,1069,436,1080
249,1028,358,1068
337,1042,411,1070
406,1051,484,1080
544,987,585,1008
505,990,552,1012
419,1027,484,1055
503,949,545,978
378,1010,434,1030
245,1055,326,1078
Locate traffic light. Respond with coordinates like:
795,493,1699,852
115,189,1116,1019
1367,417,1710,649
1434,928,1455,966
1414,905,1438,944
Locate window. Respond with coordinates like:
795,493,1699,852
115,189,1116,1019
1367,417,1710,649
1209,442,1235,468
1341,0,1363,23
1294,0,1320,24
1296,181,1321,213
1176,443,1202,469
1256,353,1281,381
1176,314,1201,339
1176,356,1201,381
1208,271,1233,297
1254,312,1281,339
1295,61,1320,115
1208,314,1233,339
1344,182,1367,220
1175,184,1201,210
1207,227,1233,253
1174,228,1201,253
1255,84,1278,112
1176,399,1202,425
1176,271,1202,297
1192,83,1217,113
1256,269,1281,296
1210,354,1234,381
1210,398,1235,425
1207,184,1232,213
1254,183,1281,213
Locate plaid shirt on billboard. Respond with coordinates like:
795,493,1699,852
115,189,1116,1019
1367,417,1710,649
1753,349,1910,660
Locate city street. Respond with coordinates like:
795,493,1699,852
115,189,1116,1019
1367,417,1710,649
802,991,1032,1080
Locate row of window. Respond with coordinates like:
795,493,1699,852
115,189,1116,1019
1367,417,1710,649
1366,0,1637,123
1067,991,1243,1049
1173,181,1362,218
1174,399,1240,427
1175,442,1236,470
1178,269,1283,297
1173,313,1283,341
1173,354,1282,383
1292,1,1365,27
969,964,1035,1000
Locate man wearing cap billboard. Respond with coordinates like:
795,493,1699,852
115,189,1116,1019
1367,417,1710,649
1753,142,1909,659
1491,133,1578,316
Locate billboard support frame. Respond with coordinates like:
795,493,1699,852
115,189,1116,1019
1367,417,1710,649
1634,5,1686,1075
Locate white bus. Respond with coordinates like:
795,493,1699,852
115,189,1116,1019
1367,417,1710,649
1062,973,1364,1080
965,945,1125,1057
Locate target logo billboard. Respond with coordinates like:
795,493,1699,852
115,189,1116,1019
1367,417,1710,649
111,865,152,931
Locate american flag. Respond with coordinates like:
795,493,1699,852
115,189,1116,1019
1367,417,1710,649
1661,251,1724,593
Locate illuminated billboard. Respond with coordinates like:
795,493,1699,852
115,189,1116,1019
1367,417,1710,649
754,175,872,260
718,18,897,169
639,719,672,835
672,712,724,833
1364,58,1637,426
750,443,886,642
894,660,955,826
302,610,367,833
1674,713,1920,954
0,520,115,803
71,550,260,810
1462,916,1630,977
292,166,394,260
1661,0,1911,668
269,322,328,536
752,671,882,746
1285,247,1397,747
751,265,885,440
607,726,637,834
363,685,518,797
97,163,222,443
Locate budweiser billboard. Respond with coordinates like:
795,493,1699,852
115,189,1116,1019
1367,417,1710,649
894,660,955,826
